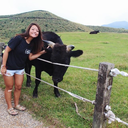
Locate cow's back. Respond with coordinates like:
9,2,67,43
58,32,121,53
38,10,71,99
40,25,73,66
42,32,63,46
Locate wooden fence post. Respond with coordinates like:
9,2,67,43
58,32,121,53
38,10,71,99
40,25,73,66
92,62,114,128
0,43,5,67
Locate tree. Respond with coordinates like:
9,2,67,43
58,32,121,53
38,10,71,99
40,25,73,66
21,29,25,33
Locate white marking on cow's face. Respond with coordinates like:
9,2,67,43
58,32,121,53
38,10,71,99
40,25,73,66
66,45,75,52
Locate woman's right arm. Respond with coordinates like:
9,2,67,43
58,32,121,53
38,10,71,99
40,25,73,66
1,46,12,75
29,50,46,61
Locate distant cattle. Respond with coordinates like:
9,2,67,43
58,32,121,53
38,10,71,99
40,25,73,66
25,32,83,98
89,30,99,34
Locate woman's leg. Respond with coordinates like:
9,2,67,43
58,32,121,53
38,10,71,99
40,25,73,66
14,74,24,107
3,75,14,109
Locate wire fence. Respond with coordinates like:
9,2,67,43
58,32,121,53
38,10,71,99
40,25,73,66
36,58,128,127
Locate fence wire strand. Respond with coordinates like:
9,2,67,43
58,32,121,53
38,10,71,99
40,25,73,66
37,58,99,72
25,72,95,105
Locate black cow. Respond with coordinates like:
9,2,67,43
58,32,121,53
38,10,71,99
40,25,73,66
89,30,99,34
25,32,83,98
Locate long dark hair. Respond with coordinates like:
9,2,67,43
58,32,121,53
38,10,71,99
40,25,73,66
17,23,43,54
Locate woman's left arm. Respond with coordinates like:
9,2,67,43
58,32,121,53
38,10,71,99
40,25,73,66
29,50,46,60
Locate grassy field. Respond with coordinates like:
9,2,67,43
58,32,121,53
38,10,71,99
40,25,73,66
0,32,128,128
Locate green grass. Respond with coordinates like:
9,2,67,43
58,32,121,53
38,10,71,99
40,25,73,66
1,32,128,128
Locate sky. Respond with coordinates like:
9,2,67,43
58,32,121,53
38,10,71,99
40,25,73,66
0,0,128,26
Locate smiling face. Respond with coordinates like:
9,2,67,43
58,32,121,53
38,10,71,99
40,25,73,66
29,25,39,38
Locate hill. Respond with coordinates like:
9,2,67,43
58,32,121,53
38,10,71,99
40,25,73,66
102,21,128,29
0,10,128,42
0,10,92,41
87,25,128,33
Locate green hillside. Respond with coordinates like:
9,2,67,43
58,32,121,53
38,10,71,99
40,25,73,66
87,25,128,33
0,10,92,42
1,10,128,42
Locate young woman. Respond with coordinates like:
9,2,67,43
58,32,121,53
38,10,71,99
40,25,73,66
1,23,46,116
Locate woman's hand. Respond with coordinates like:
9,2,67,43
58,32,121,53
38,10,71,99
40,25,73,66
1,65,6,75
1,46,11,75
40,50,46,54
45,47,52,53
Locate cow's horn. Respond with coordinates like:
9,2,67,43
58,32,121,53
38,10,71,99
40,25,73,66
67,45,75,51
43,40,55,48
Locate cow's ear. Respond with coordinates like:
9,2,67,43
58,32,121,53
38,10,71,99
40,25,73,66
69,50,83,57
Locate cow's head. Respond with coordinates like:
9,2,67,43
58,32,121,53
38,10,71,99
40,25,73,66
43,40,83,83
